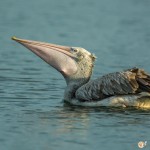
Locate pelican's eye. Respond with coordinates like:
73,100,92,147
71,47,78,53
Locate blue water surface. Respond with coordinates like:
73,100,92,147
0,0,150,150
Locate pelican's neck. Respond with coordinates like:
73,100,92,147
64,66,93,100
63,52,95,101
64,77,91,100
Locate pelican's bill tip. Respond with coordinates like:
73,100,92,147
11,36,18,41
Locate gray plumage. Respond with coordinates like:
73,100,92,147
75,68,150,102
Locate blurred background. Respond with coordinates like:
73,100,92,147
0,0,150,150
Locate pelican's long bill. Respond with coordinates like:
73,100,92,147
12,37,78,77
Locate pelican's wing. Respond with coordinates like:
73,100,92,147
75,68,150,101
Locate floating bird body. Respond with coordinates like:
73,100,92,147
12,37,150,108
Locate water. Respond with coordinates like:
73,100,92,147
0,0,150,149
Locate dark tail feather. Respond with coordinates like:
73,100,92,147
132,68,150,92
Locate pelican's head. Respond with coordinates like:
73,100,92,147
12,37,96,85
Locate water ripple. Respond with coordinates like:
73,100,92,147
1,0,150,150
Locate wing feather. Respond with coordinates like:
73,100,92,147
75,68,150,101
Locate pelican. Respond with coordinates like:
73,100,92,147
12,37,150,108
